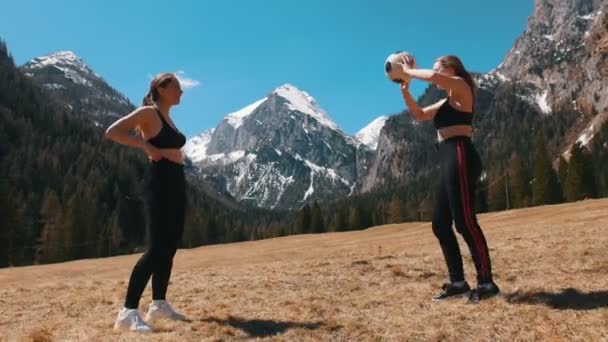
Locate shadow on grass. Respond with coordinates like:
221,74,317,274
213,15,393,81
505,288,608,310
202,316,326,338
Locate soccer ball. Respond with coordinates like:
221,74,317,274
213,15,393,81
384,51,415,83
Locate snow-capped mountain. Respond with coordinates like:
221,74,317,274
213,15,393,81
495,0,608,154
22,51,98,85
359,0,608,193
183,128,215,163
355,116,389,150
20,51,133,127
185,83,372,210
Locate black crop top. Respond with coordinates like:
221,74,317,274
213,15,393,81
433,98,473,130
146,108,186,149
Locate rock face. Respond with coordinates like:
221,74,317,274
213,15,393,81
184,84,374,210
359,0,608,193
496,0,608,151
355,116,389,150
20,51,134,127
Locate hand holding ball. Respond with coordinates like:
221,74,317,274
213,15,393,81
385,51,416,84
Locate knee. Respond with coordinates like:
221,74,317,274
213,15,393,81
453,216,470,236
432,219,450,239
132,254,150,271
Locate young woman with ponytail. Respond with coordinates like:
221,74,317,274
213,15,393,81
393,55,500,303
105,73,188,332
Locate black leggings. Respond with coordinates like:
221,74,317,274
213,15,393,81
125,158,186,309
432,137,493,284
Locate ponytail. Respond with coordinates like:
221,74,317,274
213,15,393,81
143,73,174,107
437,55,477,111
142,91,155,106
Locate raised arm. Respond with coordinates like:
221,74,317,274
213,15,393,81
393,57,471,100
400,82,445,122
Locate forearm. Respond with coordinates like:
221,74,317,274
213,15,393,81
403,68,435,82
105,129,150,151
401,87,424,120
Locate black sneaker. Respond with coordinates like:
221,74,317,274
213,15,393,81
432,282,471,301
468,282,500,303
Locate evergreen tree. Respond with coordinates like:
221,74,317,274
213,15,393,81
347,206,363,231
334,207,348,232
488,169,507,211
206,214,220,245
557,156,568,191
418,196,433,221
591,122,608,197
532,138,561,206
0,177,16,267
309,201,326,233
296,203,311,234
508,152,529,209
36,190,68,264
386,195,405,224
582,145,597,200
564,142,596,202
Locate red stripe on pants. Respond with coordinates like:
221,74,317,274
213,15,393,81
456,141,488,278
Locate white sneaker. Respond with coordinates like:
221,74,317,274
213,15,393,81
113,307,153,333
145,300,187,322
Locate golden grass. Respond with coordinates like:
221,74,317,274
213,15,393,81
1,199,607,341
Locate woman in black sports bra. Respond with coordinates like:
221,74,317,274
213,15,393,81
392,55,500,303
105,73,188,332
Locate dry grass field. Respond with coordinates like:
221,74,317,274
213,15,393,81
1,199,607,341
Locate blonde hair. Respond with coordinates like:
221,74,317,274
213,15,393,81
142,73,175,106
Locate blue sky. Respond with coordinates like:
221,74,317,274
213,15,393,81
1,0,533,138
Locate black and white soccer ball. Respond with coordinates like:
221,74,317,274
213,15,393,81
384,51,416,83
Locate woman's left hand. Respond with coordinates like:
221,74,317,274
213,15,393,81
400,80,410,91
394,63,412,83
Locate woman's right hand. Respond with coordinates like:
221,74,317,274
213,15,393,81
144,143,164,162
401,55,416,69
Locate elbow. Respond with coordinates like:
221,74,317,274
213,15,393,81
407,109,423,122
104,127,115,141
414,109,427,122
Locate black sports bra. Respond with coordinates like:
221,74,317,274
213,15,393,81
146,108,186,149
433,97,473,130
